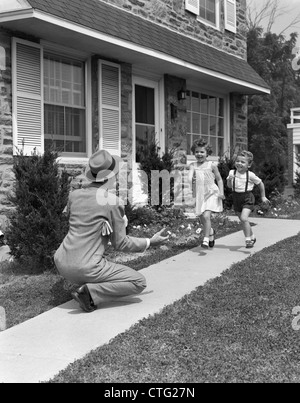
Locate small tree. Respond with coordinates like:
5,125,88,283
218,152,237,210
259,159,286,197
6,148,70,270
138,139,176,208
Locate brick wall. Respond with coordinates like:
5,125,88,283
101,0,247,60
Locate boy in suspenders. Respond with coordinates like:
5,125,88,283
227,151,269,248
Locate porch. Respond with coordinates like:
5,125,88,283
287,107,300,186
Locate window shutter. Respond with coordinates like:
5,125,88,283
225,0,237,33
185,0,200,16
0,46,6,71
99,61,121,157
12,38,43,155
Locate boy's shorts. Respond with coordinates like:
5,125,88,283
232,191,255,213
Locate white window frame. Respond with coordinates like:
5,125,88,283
197,0,220,30
132,67,165,157
186,84,230,162
131,74,164,206
132,76,161,166
42,42,92,164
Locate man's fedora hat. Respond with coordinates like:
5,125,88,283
85,150,123,182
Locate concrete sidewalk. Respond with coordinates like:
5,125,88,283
0,218,299,383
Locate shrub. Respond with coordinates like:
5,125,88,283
138,139,176,208
218,153,236,210
6,148,70,270
295,172,300,199
259,160,285,198
125,204,186,231
125,204,158,227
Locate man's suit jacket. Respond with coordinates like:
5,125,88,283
54,183,148,284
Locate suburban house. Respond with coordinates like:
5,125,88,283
0,0,270,215
287,108,300,186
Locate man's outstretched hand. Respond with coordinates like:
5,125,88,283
150,228,169,247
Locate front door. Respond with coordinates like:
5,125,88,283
132,77,161,204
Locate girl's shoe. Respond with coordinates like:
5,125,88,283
245,238,256,249
201,240,209,249
209,230,215,248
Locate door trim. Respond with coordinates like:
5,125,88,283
132,75,164,166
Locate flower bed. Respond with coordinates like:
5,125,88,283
254,191,300,219
106,210,241,265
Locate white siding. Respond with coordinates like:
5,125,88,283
293,127,300,144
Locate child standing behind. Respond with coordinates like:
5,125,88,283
188,139,225,249
227,151,269,248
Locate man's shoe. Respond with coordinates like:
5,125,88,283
71,285,96,313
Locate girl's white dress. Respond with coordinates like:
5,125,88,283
192,161,223,216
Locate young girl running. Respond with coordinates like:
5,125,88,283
188,139,225,249
227,150,269,248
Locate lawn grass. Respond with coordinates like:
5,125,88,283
47,233,300,383
0,216,242,329
0,273,70,329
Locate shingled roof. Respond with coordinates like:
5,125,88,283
23,0,268,91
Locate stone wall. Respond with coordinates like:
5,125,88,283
230,93,248,152
164,75,187,152
120,63,133,165
0,30,14,224
101,0,247,60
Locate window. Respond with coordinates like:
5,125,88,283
135,85,156,163
12,38,91,157
44,54,86,155
187,0,236,32
198,0,220,29
200,0,216,25
187,90,224,157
